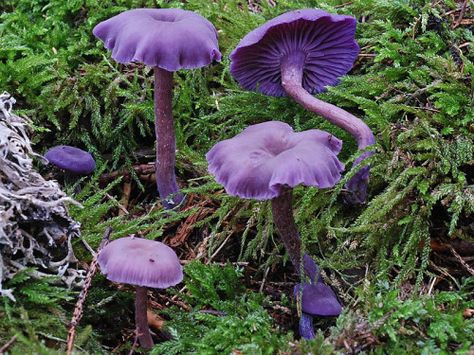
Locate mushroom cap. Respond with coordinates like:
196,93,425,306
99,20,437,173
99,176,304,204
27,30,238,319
295,282,342,317
230,9,359,97
206,121,344,200
98,237,183,289
44,145,96,175
93,8,222,71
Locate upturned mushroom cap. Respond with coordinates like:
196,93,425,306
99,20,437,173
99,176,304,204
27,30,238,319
206,121,344,200
295,282,342,317
230,9,359,96
98,237,183,289
44,145,96,175
93,8,221,71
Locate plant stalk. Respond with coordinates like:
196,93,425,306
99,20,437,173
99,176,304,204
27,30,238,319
154,67,184,209
135,286,153,349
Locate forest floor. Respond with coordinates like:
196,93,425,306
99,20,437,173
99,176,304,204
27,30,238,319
1,0,474,354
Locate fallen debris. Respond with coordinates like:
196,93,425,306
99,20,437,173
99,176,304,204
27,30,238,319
0,92,84,301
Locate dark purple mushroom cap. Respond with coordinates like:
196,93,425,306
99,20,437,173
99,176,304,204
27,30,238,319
93,8,221,71
295,282,342,317
98,237,183,289
44,145,96,175
206,121,344,200
230,9,359,97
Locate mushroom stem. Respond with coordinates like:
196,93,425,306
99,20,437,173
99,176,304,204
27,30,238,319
135,286,153,349
271,187,316,280
154,67,184,209
299,312,316,340
280,57,375,203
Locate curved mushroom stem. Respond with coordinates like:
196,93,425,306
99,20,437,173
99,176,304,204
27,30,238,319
154,67,184,209
135,286,153,349
299,312,316,340
271,187,316,280
280,56,375,204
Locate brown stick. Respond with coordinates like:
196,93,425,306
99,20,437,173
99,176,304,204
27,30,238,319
448,245,474,276
118,181,132,216
66,227,113,355
100,164,155,183
453,0,469,28
0,335,17,353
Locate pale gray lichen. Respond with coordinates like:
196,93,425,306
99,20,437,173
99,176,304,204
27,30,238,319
0,92,85,301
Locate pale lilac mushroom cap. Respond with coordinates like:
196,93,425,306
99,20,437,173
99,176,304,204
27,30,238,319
206,121,345,200
45,145,96,175
230,9,359,97
93,8,222,71
98,237,183,289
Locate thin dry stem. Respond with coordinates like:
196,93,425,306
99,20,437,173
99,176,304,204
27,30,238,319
66,227,113,355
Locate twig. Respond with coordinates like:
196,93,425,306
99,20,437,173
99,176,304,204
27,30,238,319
259,266,270,293
118,181,132,216
66,227,113,355
81,238,96,256
128,330,139,355
448,245,474,276
100,163,155,183
0,335,17,354
335,1,353,8
453,0,469,28
427,276,438,296
105,193,129,215
208,232,234,262
198,309,227,316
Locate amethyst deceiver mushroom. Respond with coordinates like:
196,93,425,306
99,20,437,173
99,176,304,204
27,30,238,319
44,145,96,175
93,8,221,209
294,282,342,339
206,121,344,336
230,9,375,204
98,236,183,349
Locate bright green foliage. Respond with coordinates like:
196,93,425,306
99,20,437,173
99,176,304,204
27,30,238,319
0,271,103,354
329,278,474,354
5,270,74,305
152,261,292,355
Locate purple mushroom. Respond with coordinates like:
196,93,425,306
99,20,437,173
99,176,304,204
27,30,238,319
230,9,375,204
98,236,183,349
93,8,221,209
44,145,96,175
206,121,343,337
294,282,342,339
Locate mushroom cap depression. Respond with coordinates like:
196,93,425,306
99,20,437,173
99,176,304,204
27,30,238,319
296,282,342,316
230,9,359,96
206,121,344,200
44,145,96,175
98,237,183,289
93,8,222,71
